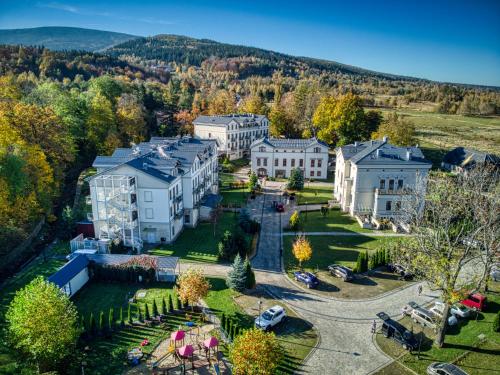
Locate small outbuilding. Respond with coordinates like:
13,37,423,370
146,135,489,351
48,254,89,297
442,147,499,173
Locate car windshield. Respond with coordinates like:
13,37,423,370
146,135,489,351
455,305,467,311
403,331,413,340
261,312,273,321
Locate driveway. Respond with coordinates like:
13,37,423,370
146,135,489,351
189,186,439,374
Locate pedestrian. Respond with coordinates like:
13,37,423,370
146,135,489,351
418,285,423,296
371,320,376,333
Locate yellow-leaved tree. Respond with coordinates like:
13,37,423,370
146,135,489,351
292,236,312,269
230,328,283,375
177,268,210,310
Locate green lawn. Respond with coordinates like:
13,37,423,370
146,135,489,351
286,207,377,233
204,278,318,374
149,211,251,262
375,283,500,375
219,172,249,207
0,256,66,374
293,185,333,205
71,281,199,375
284,234,398,271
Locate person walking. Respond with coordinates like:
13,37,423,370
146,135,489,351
418,285,423,296
371,320,377,333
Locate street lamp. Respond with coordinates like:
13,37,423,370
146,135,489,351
258,300,263,318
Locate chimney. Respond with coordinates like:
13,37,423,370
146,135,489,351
406,150,412,161
143,162,149,170
382,136,388,143
376,149,382,158
354,141,359,147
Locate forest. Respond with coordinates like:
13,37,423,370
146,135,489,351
0,42,499,277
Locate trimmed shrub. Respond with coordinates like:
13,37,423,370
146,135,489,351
168,294,174,312
161,297,167,315
145,303,151,320
493,311,500,333
108,308,114,331
244,257,256,289
99,311,105,334
89,313,96,335
152,299,159,317
289,210,301,231
128,304,132,324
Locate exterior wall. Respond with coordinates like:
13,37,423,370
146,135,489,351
194,124,227,152
62,267,89,297
250,143,328,179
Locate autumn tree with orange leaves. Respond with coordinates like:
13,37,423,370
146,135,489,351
230,328,283,375
176,268,210,310
292,236,312,269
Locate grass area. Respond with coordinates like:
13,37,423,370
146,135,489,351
204,278,318,374
286,207,377,233
284,234,399,271
377,108,500,167
0,255,66,374
148,211,252,263
71,281,203,375
292,185,333,205
219,172,249,207
375,283,500,375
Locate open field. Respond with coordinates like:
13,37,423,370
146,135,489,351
204,278,318,374
377,108,500,167
149,211,252,263
375,283,500,375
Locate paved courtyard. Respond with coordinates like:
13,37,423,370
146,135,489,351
192,184,440,374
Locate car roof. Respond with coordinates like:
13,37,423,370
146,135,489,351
267,305,284,314
470,293,486,301
433,363,468,375
414,307,434,317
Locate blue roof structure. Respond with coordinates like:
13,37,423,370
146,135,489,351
201,193,223,208
48,254,89,288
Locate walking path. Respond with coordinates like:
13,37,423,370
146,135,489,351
282,231,407,237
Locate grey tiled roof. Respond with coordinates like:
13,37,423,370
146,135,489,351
251,137,329,150
194,113,267,126
443,147,499,168
91,136,216,184
339,139,431,166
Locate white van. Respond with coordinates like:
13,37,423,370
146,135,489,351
411,307,437,329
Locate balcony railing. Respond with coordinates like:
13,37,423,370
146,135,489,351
174,195,183,203
174,208,185,220
375,188,407,195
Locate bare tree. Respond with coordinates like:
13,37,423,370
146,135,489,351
393,166,499,347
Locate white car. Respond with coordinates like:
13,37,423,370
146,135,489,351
433,301,471,319
429,303,458,326
402,301,420,316
255,305,286,331
491,263,500,282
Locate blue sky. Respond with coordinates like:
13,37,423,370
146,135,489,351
0,0,499,86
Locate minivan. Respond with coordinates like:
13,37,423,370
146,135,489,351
411,307,437,329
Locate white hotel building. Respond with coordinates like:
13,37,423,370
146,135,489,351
87,136,218,251
250,137,329,179
334,137,432,221
193,114,269,159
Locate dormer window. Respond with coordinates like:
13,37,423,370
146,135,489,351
314,147,321,153
259,146,266,152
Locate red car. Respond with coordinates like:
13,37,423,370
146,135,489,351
460,293,487,311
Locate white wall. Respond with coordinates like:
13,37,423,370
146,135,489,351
64,267,89,297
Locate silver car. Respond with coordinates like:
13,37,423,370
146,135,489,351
427,362,468,375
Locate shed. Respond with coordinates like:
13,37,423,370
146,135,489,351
48,254,89,298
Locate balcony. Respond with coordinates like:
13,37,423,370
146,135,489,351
174,208,185,220
375,188,407,196
70,234,110,253
174,195,183,203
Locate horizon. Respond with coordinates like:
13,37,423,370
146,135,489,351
0,0,499,86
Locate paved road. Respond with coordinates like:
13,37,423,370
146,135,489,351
247,186,439,375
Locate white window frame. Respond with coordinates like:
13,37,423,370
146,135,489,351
144,191,153,202
145,208,154,219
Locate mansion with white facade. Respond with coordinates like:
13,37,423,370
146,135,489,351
193,114,269,159
334,137,431,222
250,137,329,179
87,136,218,251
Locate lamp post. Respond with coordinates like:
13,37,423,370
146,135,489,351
305,201,308,221
258,300,262,319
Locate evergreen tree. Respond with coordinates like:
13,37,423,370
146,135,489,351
89,313,96,335
363,251,369,272
177,293,183,310
99,311,105,334
80,316,86,334
221,313,226,333
108,308,114,331
161,297,167,315
248,172,258,191
227,319,233,338
145,303,151,320
227,254,247,292
152,299,159,317
128,304,132,325
137,305,143,322
168,294,174,312
119,307,124,328
287,168,304,190
244,257,256,289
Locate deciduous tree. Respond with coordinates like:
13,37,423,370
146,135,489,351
371,112,415,146
177,267,211,309
292,236,313,269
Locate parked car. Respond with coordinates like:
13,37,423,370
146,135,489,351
289,192,296,201
388,263,413,280
294,271,319,289
433,301,472,319
276,203,285,212
429,303,458,326
460,293,487,311
255,305,286,331
402,301,420,316
376,312,418,351
327,264,354,281
427,362,469,375
411,307,438,329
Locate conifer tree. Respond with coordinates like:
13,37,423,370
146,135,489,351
226,254,247,292
287,168,304,190
243,257,256,289
99,311,105,334
168,294,174,312
89,313,96,335
152,299,159,317
221,313,226,333
119,306,124,328
145,303,151,320
128,304,132,324
108,308,114,331
161,297,167,315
